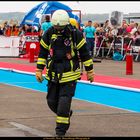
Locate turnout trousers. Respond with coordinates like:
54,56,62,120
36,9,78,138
86,38,95,57
46,80,77,135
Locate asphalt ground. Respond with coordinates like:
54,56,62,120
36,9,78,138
0,58,140,137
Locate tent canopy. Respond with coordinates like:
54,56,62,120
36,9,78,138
20,1,80,26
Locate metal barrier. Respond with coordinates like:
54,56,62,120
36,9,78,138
95,35,140,62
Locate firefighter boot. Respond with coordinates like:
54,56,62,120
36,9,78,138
66,110,73,131
55,110,73,137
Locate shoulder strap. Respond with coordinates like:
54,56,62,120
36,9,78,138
49,27,58,49
70,25,77,49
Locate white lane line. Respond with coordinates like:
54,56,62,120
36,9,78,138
9,122,52,137
79,80,140,93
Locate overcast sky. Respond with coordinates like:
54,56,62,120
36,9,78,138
0,1,140,14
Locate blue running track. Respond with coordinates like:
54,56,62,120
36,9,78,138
0,69,140,113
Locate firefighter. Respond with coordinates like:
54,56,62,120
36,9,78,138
35,9,94,137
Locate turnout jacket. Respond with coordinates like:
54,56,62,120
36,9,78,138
37,25,93,83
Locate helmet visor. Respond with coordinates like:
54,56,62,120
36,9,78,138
53,25,66,31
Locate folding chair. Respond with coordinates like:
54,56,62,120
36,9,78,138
106,36,123,58
122,37,133,60
96,36,105,57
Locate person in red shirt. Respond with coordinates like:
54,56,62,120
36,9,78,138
126,25,132,33
4,25,12,36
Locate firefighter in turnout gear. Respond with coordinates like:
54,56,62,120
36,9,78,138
35,9,94,137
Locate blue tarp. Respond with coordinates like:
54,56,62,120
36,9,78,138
20,1,80,26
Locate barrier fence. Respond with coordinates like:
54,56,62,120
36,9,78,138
0,34,140,63
0,36,20,57
0,32,40,63
95,36,140,62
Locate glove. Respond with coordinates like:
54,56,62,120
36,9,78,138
35,69,44,83
87,69,95,83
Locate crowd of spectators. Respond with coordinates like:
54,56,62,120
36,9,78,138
1,18,140,40
0,18,140,60
82,19,140,47
0,21,39,37
81,19,140,59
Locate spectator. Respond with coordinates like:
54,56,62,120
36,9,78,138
131,22,138,35
2,21,8,33
126,23,134,33
137,25,140,34
40,15,52,36
4,25,12,36
31,26,38,33
0,25,4,35
18,25,26,36
133,31,140,41
122,19,127,26
117,23,128,36
103,20,110,32
84,20,97,57
93,22,99,29
26,24,32,33
11,24,19,36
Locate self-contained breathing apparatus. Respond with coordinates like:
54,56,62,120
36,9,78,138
47,24,81,83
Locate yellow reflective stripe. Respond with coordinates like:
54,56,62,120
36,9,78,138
70,60,73,71
48,44,51,50
61,69,81,77
40,39,49,50
37,58,46,65
48,60,52,67
83,59,93,67
45,76,79,83
45,70,81,83
61,73,81,81
60,74,80,83
37,62,45,65
76,38,86,50
46,71,80,78
56,116,69,124
62,71,81,78
46,69,81,77
45,75,50,80
51,34,57,39
71,43,75,57
69,37,75,57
